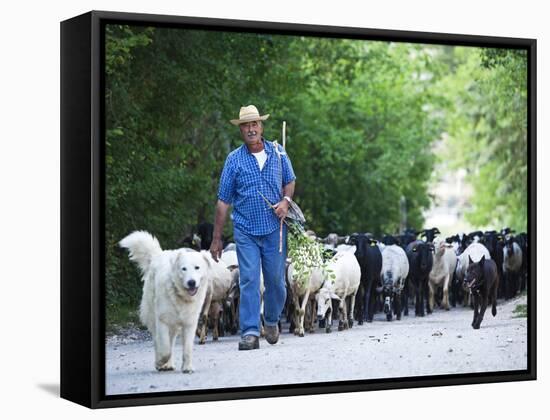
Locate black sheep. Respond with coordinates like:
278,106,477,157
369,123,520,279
418,227,441,243
404,240,434,317
397,229,418,251
516,232,529,292
348,233,383,324
482,231,505,298
197,222,214,250
381,234,399,246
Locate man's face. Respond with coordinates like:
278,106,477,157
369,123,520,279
239,120,263,146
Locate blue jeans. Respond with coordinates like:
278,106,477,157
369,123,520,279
234,224,287,337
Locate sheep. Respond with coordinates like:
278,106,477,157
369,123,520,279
428,238,458,311
467,230,484,244
347,233,382,324
287,264,324,336
220,249,238,267
223,242,237,253
445,233,467,255
516,232,529,292
404,240,434,317
196,251,234,344
397,229,418,251
322,233,346,250
381,234,399,246
305,230,318,240
378,245,409,321
503,238,523,299
418,227,441,243
335,243,357,253
222,266,240,335
315,252,361,332
197,222,214,250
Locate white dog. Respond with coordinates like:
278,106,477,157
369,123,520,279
119,231,210,373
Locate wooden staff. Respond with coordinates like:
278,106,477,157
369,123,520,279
283,120,286,149
279,121,286,253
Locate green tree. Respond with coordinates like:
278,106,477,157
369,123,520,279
439,47,527,231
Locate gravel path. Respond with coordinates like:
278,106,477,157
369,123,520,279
106,295,528,395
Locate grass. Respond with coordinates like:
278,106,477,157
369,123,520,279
106,303,142,334
513,304,528,318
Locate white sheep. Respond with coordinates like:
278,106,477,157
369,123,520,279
379,245,409,321
220,249,238,267
315,252,361,332
197,251,234,343
287,264,324,337
429,238,458,311
335,243,356,253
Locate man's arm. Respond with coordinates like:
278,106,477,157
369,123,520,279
210,199,231,262
273,180,296,219
283,180,295,201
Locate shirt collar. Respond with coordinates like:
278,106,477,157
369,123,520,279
242,138,273,156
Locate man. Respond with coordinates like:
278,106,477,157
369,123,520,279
210,105,296,350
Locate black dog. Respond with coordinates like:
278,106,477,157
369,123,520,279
464,256,499,329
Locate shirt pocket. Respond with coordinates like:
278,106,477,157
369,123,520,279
235,163,258,197
261,156,278,183
261,164,282,204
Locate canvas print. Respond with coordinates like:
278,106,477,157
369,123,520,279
104,23,529,396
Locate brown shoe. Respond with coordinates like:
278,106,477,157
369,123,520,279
238,335,259,350
264,325,279,345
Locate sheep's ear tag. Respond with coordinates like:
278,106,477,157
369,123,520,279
413,248,417,252
370,241,376,247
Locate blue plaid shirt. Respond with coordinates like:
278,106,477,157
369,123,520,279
217,138,296,236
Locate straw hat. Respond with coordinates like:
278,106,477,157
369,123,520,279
230,105,270,125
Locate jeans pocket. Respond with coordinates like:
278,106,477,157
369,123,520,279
233,226,243,243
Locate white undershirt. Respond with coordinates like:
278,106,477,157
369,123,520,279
252,149,267,171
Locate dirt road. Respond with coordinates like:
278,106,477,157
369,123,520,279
106,295,528,395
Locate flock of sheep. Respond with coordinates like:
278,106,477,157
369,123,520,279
190,225,528,343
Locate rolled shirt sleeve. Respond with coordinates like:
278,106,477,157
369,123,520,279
281,151,296,187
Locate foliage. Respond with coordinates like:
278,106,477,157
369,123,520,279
513,303,528,318
283,40,443,236
287,222,334,289
105,303,142,334
439,47,528,231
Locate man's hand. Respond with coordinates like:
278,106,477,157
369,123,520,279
273,199,289,220
210,238,224,262
210,200,230,262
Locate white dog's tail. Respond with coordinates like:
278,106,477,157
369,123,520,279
119,231,162,276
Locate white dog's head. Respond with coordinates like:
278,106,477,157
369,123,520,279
172,250,211,298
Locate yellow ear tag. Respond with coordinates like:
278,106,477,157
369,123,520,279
370,242,376,247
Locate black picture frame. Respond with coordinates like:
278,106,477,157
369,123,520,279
60,10,537,409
